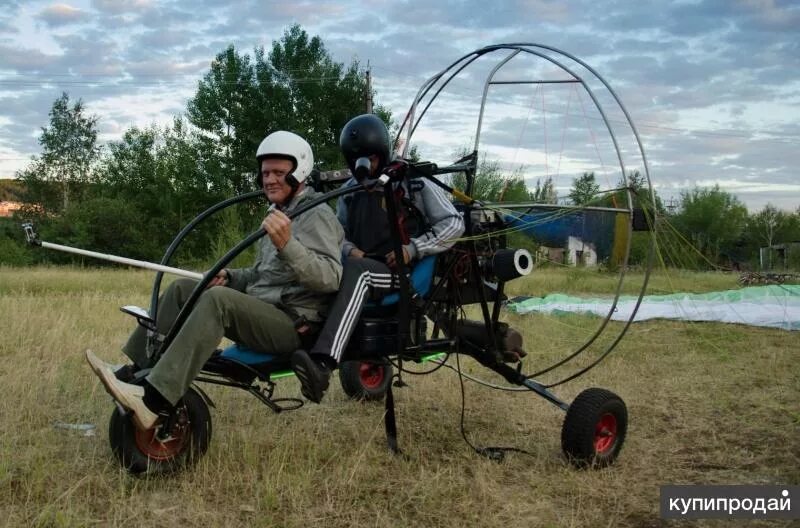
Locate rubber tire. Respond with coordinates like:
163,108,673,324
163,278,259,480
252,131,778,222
338,359,393,401
108,387,212,475
561,387,627,469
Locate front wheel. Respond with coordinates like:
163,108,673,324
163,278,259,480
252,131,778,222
108,387,212,474
339,359,393,401
561,388,627,469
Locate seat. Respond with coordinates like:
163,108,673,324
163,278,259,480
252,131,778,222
375,255,437,306
346,255,437,359
214,256,438,367
219,344,279,366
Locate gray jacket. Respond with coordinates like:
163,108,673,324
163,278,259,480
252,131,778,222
226,187,344,322
337,177,464,260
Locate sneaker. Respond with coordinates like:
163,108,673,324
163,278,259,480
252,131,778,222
291,349,331,403
85,350,159,430
85,349,116,377
85,350,138,382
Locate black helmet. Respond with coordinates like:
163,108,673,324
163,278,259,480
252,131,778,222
339,114,391,177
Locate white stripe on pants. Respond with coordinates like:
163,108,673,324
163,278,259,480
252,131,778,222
312,256,396,362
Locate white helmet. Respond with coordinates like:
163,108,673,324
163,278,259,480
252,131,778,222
256,131,314,186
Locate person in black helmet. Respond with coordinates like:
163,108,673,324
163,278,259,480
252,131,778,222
86,131,344,431
291,114,464,403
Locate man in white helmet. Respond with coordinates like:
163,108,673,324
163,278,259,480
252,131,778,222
86,131,344,431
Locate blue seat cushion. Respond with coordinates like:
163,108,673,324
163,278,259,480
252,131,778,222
220,343,277,365
378,255,437,306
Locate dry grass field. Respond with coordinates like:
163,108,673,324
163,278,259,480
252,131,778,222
0,266,797,527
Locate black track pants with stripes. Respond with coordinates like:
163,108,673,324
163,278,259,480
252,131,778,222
311,256,396,362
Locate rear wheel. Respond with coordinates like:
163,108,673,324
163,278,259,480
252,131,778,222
108,387,212,474
339,360,393,401
561,388,627,468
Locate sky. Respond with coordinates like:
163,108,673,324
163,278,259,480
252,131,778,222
0,0,798,212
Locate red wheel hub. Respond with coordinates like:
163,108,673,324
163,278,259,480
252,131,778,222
134,416,190,461
359,362,385,390
593,413,618,454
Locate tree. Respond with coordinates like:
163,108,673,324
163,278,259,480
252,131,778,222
672,185,748,264
449,151,530,202
187,46,257,196
266,25,392,168
13,26,397,265
94,120,231,263
531,176,557,204
600,170,665,225
739,204,800,269
568,172,599,205
789,207,800,242
0,180,23,201
0,217,34,266
747,204,789,248
187,25,389,198
17,92,100,213
497,176,531,202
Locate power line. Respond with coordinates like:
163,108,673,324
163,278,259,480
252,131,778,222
0,76,346,87
2,63,798,137
3,65,798,142
0,66,340,78
0,66,798,147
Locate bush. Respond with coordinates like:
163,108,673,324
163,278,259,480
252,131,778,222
628,232,654,267
0,234,33,266
0,217,34,266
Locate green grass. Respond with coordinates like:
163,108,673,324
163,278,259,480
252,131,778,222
504,266,741,298
0,266,797,527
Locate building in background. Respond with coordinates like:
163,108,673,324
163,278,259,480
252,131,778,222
0,201,21,217
760,242,800,270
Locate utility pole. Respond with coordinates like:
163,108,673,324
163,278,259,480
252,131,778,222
365,61,373,113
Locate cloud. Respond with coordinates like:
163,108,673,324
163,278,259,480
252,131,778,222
133,3,207,29
123,58,208,79
89,87,192,133
37,3,88,27
269,1,348,21
371,0,572,32
0,44,59,71
638,121,800,211
136,27,199,51
734,0,800,33
90,0,153,16
45,31,121,77
0,90,65,155
0,0,797,211
0,16,19,34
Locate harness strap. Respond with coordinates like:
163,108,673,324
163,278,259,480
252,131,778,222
393,185,410,244
277,305,321,348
